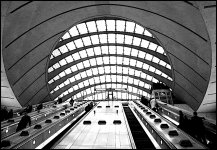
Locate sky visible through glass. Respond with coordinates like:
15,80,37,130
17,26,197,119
48,18,173,102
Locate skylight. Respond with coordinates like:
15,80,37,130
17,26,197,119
48,18,173,101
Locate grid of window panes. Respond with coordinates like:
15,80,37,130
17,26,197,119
48,19,173,101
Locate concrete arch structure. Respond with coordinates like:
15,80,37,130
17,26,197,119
1,1,215,112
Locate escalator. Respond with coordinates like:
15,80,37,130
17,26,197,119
122,105,155,149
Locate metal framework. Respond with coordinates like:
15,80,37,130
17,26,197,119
47,18,173,102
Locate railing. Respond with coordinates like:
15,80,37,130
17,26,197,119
130,101,207,149
1,101,89,149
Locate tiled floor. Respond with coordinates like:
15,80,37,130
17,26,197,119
53,101,133,149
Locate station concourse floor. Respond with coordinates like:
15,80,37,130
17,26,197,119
53,101,133,149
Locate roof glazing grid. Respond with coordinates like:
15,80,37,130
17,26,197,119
48,18,173,101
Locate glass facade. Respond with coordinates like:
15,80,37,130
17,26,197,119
47,18,173,102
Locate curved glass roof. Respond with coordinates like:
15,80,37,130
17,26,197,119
47,18,173,102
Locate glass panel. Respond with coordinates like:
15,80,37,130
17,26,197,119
79,50,87,58
141,39,149,48
74,39,83,48
133,37,141,46
94,47,101,55
123,68,128,74
86,21,97,32
86,48,94,56
152,78,158,83
116,46,123,54
105,66,110,73
59,59,67,66
135,24,144,34
138,51,146,59
59,46,68,54
75,74,81,80
161,73,167,78
96,57,103,65
108,34,115,43
106,20,115,31
48,67,54,73
130,59,136,66
136,61,143,68
86,70,92,76
123,57,129,65
81,72,87,78
116,20,125,31
90,58,97,66
126,21,135,32
59,71,66,78
53,63,60,69
52,49,61,57
103,57,110,64
116,34,124,44
83,60,90,68
149,66,156,72
70,65,77,72
156,46,164,54
77,62,84,69
69,26,79,37
110,56,116,64
117,66,122,73
159,60,167,66
99,34,107,43
149,43,158,51
155,69,162,75
144,30,152,37
101,46,109,54
96,20,106,31
166,64,171,70
66,41,76,50
72,53,80,61
124,47,131,55
152,57,160,64
69,87,73,93
143,63,149,70
69,77,75,82
65,55,74,63
145,53,153,61
124,35,133,44
77,23,88,34
131,49,138,57
146,75,152,81
90,35,100,45
116,57,123,64
64,79,70,85
109,46,116,54
82,37,91,46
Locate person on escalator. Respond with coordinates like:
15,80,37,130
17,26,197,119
16,112,31,132
36,103,43,113
58,98,63,104
69,99,74,106
177,110,185,130
150,98,157,112
191,112,206,145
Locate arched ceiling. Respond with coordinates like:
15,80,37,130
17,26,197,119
47,18,173,102
2,1,212,111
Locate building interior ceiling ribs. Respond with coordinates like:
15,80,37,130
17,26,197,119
1,1,216,113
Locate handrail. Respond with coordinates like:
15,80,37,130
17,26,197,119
50,102,98,149
132,100,208,149
1,101,89,149
157,101,216,134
